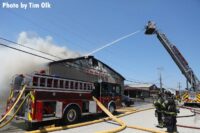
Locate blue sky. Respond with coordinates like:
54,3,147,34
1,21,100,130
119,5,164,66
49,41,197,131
0,0,200,89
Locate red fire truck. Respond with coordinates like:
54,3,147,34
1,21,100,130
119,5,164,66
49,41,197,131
5,72,122,129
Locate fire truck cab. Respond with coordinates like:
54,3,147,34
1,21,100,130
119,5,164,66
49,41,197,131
6,72,122,129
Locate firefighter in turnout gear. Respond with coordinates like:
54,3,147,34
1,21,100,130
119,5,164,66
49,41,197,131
153,92,165,128
163,91,179,133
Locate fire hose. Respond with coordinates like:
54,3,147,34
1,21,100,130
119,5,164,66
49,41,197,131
176,106,197,118
94,97,166,133
92,97,126,133
0,93,30,128
177,113,195,118
28,97,127,133
0,85,27,124
177,124,200,130
28,99,165,133
180,106,200,114
127,125,166,133
0,87,166,133
3,97,198,133
175,106,200,130
0,86,162,133
0,84,165,133
191,110,200,114
0,87,198,132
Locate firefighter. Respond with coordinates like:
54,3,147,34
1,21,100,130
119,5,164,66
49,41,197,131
14,74,24,90
153,92,165,128
163,91,179,133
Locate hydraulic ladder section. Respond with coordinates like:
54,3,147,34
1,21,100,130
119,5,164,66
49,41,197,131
145,21,200,91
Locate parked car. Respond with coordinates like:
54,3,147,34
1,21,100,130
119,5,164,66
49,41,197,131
122,95,134,107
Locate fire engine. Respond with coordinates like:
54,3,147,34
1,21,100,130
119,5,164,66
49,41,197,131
145,21,200,106
5,70,122,130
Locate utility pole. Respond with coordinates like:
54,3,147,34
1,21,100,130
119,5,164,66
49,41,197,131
160,73,162,92
186,79,189,90
157,67,164,93
98,78,102,101
178,82,181,94
178,82,181,96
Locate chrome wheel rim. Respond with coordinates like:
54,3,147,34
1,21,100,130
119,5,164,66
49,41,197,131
67,109,76,122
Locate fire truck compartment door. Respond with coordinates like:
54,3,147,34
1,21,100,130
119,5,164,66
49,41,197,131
89,101,97,113
55,101,63,118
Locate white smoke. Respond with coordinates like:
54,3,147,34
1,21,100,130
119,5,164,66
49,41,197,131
0,32,80,99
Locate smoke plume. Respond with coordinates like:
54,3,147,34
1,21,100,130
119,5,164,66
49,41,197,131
0,32,80,100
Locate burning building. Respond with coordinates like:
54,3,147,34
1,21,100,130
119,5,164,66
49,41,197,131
48,56,125,92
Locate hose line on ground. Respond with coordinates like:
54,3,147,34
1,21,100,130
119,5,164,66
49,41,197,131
177,124,200,130
127,125,166,133
27,97,129,133
177,113,195,118
27,102,161,133
180,106,200,112
176,106,200,130
177,106,197,118
92,96,126,133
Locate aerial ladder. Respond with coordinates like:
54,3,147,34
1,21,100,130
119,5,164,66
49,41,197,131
145,21,200,105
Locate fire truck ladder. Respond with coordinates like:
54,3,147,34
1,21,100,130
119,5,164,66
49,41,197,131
145,21,200,92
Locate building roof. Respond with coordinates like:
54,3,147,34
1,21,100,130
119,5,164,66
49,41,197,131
49,56,125,80
125,83,157,91
126,83,155,88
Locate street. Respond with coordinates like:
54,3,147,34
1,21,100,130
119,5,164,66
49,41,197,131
1,100,200,133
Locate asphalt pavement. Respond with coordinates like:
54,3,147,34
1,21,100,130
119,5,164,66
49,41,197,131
1,100,200,133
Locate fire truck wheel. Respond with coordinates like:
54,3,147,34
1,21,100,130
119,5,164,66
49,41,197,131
62,106,80,125
109,103,116,114
25,121,39,131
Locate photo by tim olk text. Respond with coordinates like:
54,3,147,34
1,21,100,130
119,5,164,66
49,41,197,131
1,2,52,9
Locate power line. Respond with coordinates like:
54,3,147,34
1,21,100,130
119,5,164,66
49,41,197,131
0,41,103,75
1,10,148,83
0,37,63,60
1,36,161,86
125,79,158,85
0,36,146,83
5,9,144,76
0,42,119,79
0,43,55,61
1,41,158,85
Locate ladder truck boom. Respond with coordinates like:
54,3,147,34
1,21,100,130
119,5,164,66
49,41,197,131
145,21,200,91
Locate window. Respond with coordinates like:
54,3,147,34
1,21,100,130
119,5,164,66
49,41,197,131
102,84,108,92
92,60,98,67
116,86,121,94
112,86,116,93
